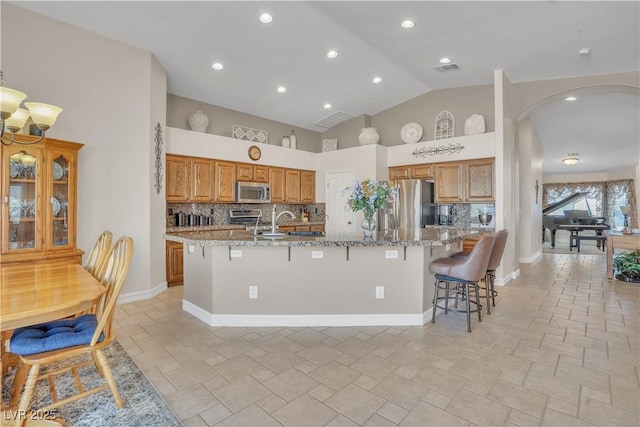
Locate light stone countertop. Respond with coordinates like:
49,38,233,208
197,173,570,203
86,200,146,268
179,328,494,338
165,221,325,234
163,227,478,248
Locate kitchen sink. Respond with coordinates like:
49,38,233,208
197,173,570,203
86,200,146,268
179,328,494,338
288,231,325,236
258,232,287,238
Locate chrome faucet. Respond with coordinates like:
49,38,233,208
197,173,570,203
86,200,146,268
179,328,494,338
271,205,295,234
252,212,262,236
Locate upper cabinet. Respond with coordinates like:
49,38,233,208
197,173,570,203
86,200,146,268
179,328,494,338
285,170,301,203
434,163,465,203
190,158,214,202
237,163,269,183
391,158,495,203
269,167,286,203
300,170,315,204
1,136,84,265
465,159,495,202
214,161,236,202
166,154,191,202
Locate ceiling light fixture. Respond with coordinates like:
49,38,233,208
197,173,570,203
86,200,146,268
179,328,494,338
565,96,577,101
211,62,224,70
578,47,591,56
259,13,273,24
0,71,62,146
326,50,338,59
563,153,580,165
400,20,415,29
439,57,452,64
276,86,287,93
372,76,382,84
323,103,332,109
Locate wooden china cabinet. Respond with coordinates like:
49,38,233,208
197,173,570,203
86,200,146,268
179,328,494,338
1,135,83,265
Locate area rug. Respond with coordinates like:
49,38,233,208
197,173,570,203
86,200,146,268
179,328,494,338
2,341,182,427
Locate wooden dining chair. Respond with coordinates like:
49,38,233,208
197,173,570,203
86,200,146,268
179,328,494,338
83,230,112,279
7,237,134,418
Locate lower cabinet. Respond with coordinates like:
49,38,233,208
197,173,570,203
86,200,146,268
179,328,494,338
166,241,183,286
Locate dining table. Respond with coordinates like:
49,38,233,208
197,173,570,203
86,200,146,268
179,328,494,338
0,262,105,421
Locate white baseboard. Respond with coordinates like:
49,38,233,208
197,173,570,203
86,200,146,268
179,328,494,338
520,250,542,264
494,270,518,287
118,281,167,305
182,299,432,327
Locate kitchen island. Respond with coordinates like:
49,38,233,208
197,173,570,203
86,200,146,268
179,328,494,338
163,227,478,327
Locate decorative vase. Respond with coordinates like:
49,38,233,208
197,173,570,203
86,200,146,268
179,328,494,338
188,110,209,133
358,127,380,145
281,136,290,148
361,216,376,238
289,129,297,149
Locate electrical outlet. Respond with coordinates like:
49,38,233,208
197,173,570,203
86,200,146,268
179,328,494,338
312,251,323,259
249,286,258,299
230,249,242,258
187,245,195,253
385,250,398,259
376,286,384,299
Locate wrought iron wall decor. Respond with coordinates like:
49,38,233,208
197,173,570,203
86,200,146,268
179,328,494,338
412,142,465,158
154,122,163,195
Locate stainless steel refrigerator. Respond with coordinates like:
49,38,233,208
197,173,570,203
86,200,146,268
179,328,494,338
378,180,438,229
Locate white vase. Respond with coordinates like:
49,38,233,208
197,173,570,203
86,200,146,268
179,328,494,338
289,130,297,149
188,110,209,133
359,127,380,145
281,136,290,148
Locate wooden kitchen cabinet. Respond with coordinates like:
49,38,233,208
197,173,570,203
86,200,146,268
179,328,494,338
310,224,325,232
466,158,495,202
253,165,269,183
236,163,253,182
214,161,236,202
389,166,410,180
435,163,464,203
166,240,183,286
300,170,315,203
411,164,433,179
1,136,84,265
269,167,286,203
190,157,214,202
166,154,190,202
285,169,301,203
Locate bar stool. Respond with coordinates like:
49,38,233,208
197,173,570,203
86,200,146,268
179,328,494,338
429,235,495,332
453,230,508,315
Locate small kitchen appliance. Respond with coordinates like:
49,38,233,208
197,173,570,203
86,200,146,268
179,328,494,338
235,182,270,203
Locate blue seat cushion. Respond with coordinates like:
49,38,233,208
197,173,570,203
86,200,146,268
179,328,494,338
10,314,104,356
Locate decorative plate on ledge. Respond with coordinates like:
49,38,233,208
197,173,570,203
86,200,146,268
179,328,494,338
400,122,423,144
233,125,268,144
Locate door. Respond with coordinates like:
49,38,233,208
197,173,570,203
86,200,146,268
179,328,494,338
166,155,190,202
300,170,315,203
269,168,285,203
214,161,236,202
435,163,464,203
285,169,301,203
326,169,356,235
466,159,495,202
47,148,76,251
190,158,214,202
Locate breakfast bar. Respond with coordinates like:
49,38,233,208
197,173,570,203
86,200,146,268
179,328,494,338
164,227,478,327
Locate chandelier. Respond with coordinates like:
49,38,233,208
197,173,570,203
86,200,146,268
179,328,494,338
0,71,62,145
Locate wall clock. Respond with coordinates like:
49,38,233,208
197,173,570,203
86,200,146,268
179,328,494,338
248,145,261,161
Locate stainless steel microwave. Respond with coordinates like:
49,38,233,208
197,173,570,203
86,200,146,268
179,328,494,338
235,182,270,203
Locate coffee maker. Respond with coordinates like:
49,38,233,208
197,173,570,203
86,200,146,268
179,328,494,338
438,205,452,225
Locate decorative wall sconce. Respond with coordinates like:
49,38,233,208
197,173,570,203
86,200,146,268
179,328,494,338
0,71,62,145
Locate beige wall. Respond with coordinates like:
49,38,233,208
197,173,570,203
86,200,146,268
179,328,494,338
167,94,322,152
320,114,371,150
517,117,543,262
2,4,166,297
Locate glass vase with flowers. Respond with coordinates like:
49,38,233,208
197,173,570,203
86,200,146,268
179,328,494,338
346,179,397,237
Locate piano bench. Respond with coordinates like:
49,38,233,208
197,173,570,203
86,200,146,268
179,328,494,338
570,235,607,253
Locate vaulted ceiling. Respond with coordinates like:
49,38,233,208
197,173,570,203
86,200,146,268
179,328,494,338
10,1,640,173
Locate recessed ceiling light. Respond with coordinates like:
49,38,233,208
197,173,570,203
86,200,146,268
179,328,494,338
276,86,287,93
439,57,452,64
372,76,382,84
565,96,577,101
211,62,224,70
259,13,273,24
323,103,332,109
400,20,415,29
578,47,591,56
326,50,338,59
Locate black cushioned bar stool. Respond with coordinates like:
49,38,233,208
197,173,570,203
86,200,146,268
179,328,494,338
429,235,495,332
452,230,508,315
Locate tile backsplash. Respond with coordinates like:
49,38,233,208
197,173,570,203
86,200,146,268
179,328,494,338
167,203,326,226
447,203,495,228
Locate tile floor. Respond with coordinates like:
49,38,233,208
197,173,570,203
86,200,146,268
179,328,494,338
115,253,639,426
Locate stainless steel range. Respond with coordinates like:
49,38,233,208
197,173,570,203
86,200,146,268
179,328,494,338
228,209,271,231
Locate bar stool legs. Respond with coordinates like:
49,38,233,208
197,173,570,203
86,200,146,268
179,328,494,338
432,276,483,333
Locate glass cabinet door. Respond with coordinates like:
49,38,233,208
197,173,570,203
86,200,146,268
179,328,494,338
48,151,75,249
5,147,43,253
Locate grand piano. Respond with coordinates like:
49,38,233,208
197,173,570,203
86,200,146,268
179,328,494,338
542,192,609,249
